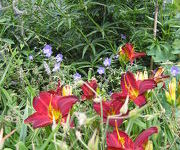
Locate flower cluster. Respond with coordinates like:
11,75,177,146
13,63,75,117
41,44,64,72
97,57,111,75
24,69,161,149
79,71,159,149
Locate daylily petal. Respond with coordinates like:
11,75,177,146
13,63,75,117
111,92,127,102
109,118,123,127
134,127,158,148
24,112,52,129
133,95,146,107
121,74,128,93
124,72,138,91
139,79,157,95
93,101,111,118
93,100,125,127
111,100,124,114
57,96,78,116
81,80,97,100
132,52,146,60
107,130,134,149
33,92,51,114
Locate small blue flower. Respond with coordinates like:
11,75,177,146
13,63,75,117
103,58,111,67
56,53,63,62
43,44,52,58
73,72,81,81
97,67,105,75
52,63,60,72
171,66,179,76
29,55,33,60
121,34,126,40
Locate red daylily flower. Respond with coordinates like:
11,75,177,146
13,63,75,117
24,92,78,129
81,80,98,100
93,100,125,127
151,67,169,84
114,71,157,107
119,43,146,64
107,126,158,150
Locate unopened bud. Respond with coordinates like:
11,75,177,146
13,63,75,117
62,85,72,96
144,70,148,79
120,95,129,114
88,129,99,150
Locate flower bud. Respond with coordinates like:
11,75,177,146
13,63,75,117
62,85,72,96
88,129,99,150
165,78,176,105
120,95,129,114
144,70,148,79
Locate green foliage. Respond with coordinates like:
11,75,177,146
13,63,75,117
0,0,180,150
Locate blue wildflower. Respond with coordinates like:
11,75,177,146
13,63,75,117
121,34,126,40
97,67,105,75
56,53,63,62
171,66,179,76
103,57,111,67
43,44,52,58
29,55,33,60
73,73,81,81
52,63,60,72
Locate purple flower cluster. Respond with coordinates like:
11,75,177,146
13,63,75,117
171,66,179,76
97,57,112,75
73,73,81,81
103,58,111,67
43,45,52,58
97,67,105,75
42,44,64,72
56,54,63,62
53,53,63,72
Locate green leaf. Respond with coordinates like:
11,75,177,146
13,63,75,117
82,45,89,59
19,102,28,142
0,38,14,45
0,50,17,86
16,142,28,150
